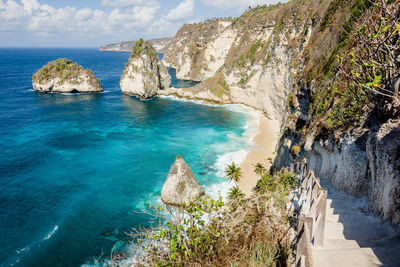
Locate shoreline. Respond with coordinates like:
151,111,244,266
238,115,280,196
159,93,281,197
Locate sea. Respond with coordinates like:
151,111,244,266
0,48,258,266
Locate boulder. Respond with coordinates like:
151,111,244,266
161,155,204,206
32,58,103,93
120,39,170,99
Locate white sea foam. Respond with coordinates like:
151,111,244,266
158,94,222,107
204,104,262,200
43,225,58,241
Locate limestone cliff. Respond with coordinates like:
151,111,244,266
271,0,400,227
120,39,170,99
163,3,321,120
161,155,204,206
32,58,103,93
163,0,400,228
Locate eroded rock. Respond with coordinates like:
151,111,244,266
120,39,170,99
161,155,204,206
367,119,400,226
32,58,103,93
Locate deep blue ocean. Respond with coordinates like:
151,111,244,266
0,48,253,266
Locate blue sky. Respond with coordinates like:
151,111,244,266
0,0,287,47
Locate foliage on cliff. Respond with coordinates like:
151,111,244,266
109,169,296,266
129,38,157,60
32,58,99,86
283,0,399,152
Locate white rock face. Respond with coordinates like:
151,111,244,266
32,59,103,93
161,156,204,206
163,15,314,121
304,136,369,197
120,39,170,99
33,76,102,93
367,119,400,226
163,20,237,82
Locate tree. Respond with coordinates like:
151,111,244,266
339,0,400,111
254,163,266,177
225,162,242,186
228,186,245,200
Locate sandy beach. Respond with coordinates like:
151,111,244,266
238,115,281,196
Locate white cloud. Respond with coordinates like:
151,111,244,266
202,0,285,11
101,0,157,7
0,0,160,36
164,0,194,21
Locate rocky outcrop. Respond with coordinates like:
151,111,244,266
304,135,369,197
120,39,170,99
367,119,400,226
32,58,103,93
163,20,236,82
99,37,172,53
162,3,318,120
161,155,204,206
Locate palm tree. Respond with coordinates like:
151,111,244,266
228,186,245,200
254,163,266,177
225,162,242,186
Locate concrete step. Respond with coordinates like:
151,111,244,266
324,216,396,241
313,247,382,267
320,239,360,249
361,246,400,266
324,221,346,240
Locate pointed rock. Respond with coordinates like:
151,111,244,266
120,38,171,99
161,155,204,206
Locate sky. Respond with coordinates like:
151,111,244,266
0,0,287,47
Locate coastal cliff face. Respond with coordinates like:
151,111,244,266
32,58,103,93
271,0,400,227
120,39,170,98
163,2,322,120
163,0,400,227
163,20,236,82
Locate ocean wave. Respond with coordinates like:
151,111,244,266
43,225,59,241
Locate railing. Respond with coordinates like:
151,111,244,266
295,160,328,267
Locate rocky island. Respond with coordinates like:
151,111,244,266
32,58,103,93
120,39,170,99
160,155,204,206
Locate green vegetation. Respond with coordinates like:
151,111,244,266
225,162,242,186
32,58,97,86
216,77,230,98
291,145,301,156
246,40,262,64
130,38,157,59
121,167,296,266
254,170,296,208
228,186,245,200
254,162,267,176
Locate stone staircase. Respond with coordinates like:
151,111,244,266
311,178,400,267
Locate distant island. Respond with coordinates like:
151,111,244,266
99,37,172,53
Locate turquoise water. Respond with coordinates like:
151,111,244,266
0,49,252,266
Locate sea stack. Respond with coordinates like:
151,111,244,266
32,58,103,93
161,155,204,206
120,38,170,99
